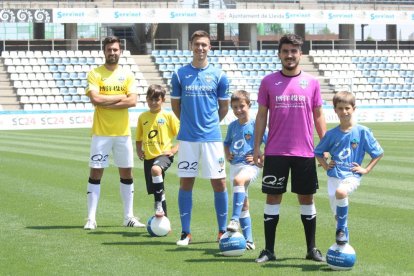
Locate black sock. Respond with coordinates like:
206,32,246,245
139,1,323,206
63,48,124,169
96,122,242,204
264,214,279,254
301,214,316,251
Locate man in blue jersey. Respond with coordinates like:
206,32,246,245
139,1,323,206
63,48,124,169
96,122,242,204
171,30,230,246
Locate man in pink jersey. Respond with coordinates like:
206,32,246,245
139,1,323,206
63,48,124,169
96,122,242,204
253,34,327,263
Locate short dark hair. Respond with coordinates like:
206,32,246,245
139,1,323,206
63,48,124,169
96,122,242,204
103,36,121,50
146,84,166,100
190,30,210,43
231,90,251,107
278,34,303,52
333,91,356,108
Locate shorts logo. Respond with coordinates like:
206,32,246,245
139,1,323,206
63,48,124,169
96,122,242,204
91,154,109,162
178,161,198,171
262,175,285,187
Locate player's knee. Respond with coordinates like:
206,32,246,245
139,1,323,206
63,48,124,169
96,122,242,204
151,165,162,176
335,188,347,199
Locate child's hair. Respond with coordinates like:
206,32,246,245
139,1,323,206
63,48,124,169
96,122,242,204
333,91,356,108
231,90,251,107
278,34,303,52
146,84,166,100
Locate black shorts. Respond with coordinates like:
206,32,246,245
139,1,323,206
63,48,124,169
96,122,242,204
144,155,174,194
261,155,318,195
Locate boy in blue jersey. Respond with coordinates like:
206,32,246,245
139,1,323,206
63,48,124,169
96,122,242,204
314,91,383,245
224,90,267,250
171,30,230,246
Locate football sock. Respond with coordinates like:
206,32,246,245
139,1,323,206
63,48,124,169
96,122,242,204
87,178,101,221
161,193,167,217
178,189,192,234
231,186,246,221
300,204,317,251
264,204,280,254
120,178,134,219
152,175,164,203
214,190,228,232
240,210,252,242
336,197,349,231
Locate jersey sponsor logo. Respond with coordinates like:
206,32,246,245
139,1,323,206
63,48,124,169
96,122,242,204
338,148,351,160
233,139,245,150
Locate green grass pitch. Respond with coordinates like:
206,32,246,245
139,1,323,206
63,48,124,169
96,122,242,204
0,122,413,275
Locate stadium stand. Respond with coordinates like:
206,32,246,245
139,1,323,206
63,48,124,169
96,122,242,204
310,49,414,106
1,50,149,110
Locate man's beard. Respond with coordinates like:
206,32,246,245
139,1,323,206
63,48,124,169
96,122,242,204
106,56,119,64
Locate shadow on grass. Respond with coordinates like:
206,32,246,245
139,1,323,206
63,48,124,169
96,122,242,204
185,256,327,271
26,225,148,237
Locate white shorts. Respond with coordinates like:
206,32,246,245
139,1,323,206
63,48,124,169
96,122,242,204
89,135,134,169
177,141,226,179
229,163,260,197
327,176,360,214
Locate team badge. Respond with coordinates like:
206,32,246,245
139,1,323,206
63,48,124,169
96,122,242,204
218,157,225,167
118,76,125,82
244,130,252,141
351,138,359,149
299,79,308,89
205,73,213,83
157,118,166,125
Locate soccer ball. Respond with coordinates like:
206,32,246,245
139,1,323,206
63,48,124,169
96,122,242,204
146,216,171,237
326,243,356,270
219,231,246,256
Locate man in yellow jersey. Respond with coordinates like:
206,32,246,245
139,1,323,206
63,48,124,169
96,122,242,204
84,36,145,230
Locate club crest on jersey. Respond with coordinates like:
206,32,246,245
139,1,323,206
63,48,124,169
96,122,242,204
157,118,166,125
351,138,359,149
205,74,213,83
299,79,308,89
244,130,253,141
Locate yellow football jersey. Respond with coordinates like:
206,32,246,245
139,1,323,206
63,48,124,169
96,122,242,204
86,65,137,136
136,110,180,160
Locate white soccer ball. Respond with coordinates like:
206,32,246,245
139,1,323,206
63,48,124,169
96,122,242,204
219,231,246,256
146,216,171,237
326,243,356,270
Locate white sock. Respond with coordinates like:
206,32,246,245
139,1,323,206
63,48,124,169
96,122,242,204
87,183,100,221
120,183,134,219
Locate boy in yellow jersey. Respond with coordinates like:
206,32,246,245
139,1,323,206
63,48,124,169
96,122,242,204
84,36,145,230
136,84,180,217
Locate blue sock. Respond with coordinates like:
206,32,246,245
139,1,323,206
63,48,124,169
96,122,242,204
240,210,252,242
214,190,228,232
231,186,246,221
178,189,192,234
336,198,349,231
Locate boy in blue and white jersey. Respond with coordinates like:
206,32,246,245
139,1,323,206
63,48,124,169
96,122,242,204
314,91,383,245
224,90,267,251
171,30,230,246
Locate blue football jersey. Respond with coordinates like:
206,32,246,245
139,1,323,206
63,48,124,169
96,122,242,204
314,124,384,179
224,119,268,165
171,63,229,142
